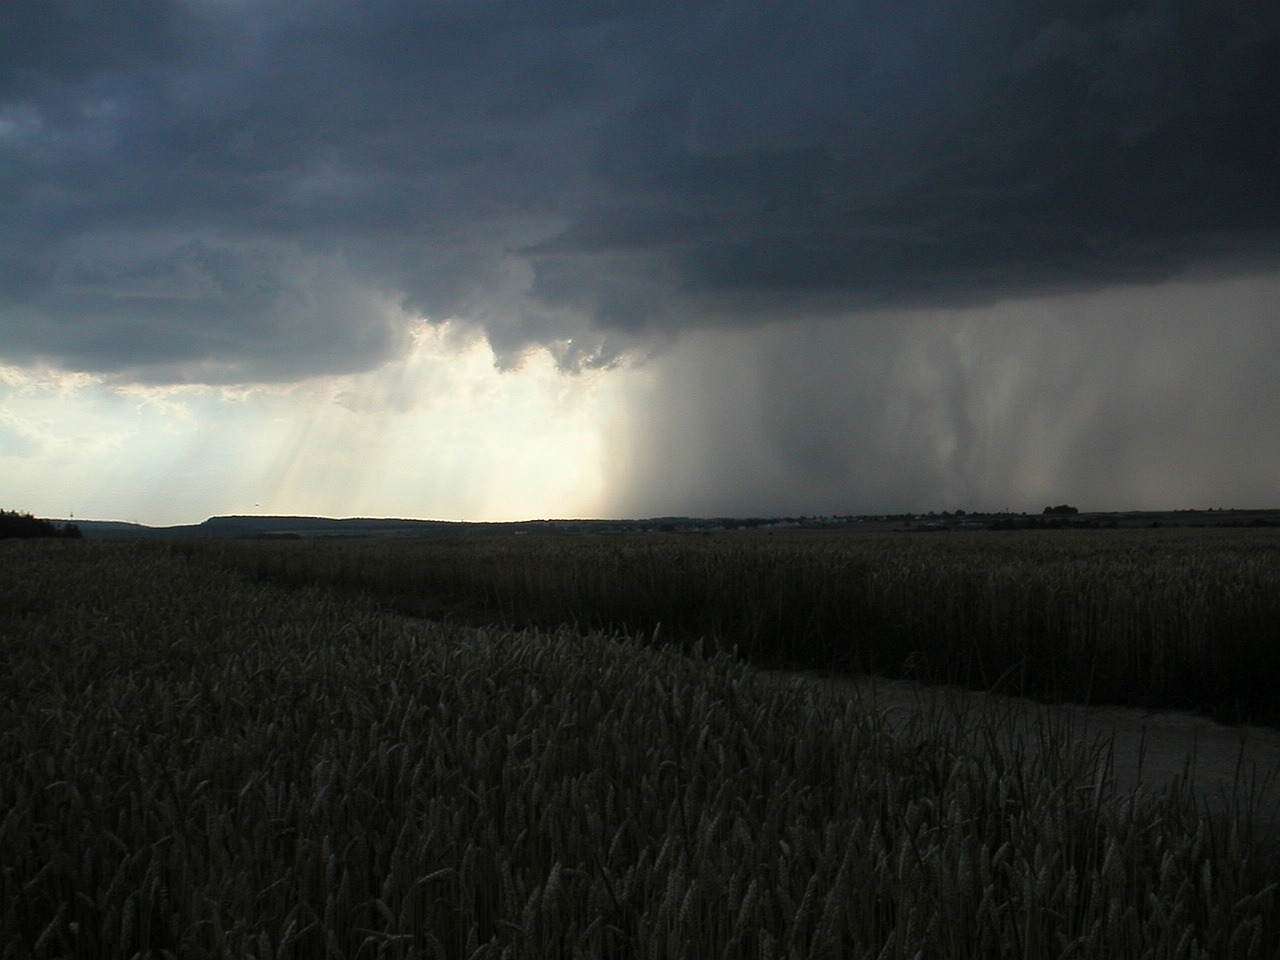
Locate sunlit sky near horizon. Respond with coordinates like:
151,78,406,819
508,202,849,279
3,1,1278,525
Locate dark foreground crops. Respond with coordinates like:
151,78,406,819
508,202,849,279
2,541,1277,958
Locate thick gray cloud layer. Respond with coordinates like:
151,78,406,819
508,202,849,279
603,274,1280,516
2,0,1276,381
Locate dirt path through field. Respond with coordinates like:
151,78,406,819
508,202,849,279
760,668,1280,852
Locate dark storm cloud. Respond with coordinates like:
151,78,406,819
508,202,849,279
602,274,1280,517
1,0,1276,380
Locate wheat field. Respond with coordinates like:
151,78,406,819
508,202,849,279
201,528,1280,723
3,538,1277,958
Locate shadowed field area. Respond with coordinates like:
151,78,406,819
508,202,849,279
195,528,1280,726
3,538,1278,958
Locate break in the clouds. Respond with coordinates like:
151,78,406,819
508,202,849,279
2,0,1277,380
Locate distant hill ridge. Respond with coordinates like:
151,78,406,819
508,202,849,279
62,515,534,539
48,509,1280,539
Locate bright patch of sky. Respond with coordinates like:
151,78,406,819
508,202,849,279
1,326,638,525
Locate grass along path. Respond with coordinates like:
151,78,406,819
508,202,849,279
759,666,1280,860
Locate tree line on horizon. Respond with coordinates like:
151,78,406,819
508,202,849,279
0,510,82,540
